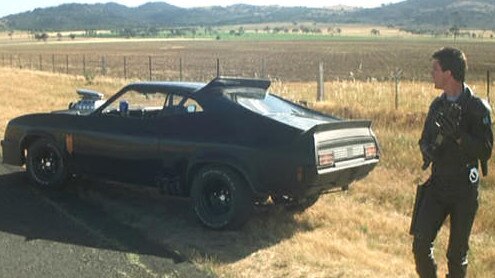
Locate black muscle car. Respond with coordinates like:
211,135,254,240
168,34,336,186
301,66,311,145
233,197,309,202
2,77,380,229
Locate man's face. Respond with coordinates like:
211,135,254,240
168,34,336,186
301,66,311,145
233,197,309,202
431,59,450,89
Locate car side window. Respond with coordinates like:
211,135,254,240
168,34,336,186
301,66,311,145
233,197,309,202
103,90,167,118
160,95,203,116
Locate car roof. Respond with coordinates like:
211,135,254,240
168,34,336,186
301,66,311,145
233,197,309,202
123,81,206,95
123,77,271,96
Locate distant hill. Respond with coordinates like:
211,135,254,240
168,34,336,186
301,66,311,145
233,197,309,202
355,0,495,28
2,0,495,31
1,2,346,30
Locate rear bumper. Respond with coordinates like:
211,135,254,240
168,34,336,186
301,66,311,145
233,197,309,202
303,158,379,196
1,139,23,166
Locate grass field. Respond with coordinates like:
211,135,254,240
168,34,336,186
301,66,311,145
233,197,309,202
0,66,494,277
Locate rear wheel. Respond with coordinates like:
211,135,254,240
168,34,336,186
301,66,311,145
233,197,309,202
191,166,253,229
26,139,68,190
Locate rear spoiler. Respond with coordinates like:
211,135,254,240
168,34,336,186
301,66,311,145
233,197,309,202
304,120,372,134
200,76,271,91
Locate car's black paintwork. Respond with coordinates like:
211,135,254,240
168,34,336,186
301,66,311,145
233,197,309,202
2,77,379,202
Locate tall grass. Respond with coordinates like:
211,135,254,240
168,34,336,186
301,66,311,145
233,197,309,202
0,68,493,277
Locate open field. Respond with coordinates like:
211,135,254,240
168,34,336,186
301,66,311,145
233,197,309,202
1,35,495,83
1,67,494,277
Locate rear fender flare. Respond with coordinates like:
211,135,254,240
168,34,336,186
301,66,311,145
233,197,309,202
186,155,260,196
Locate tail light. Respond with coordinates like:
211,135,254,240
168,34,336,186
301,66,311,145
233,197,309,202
318,150,334,166
364,144,377,159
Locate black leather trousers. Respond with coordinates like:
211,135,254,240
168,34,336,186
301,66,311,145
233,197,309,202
411,177,479,278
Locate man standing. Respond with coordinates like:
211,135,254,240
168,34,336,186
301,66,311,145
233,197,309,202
412,47,493,277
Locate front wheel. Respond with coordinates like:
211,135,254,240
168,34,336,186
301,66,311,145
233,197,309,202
191,166,253,230
26,139,68,190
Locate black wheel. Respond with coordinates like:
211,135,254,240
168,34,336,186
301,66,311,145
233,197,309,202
191,166,253,230
26,139,68,190
272,194,320,212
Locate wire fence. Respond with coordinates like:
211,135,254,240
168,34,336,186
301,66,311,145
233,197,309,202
1,53,275,82
0,52,492,105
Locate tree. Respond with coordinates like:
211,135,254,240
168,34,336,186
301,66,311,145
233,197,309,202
57,32,62,41
238,26,245,36
69,33,76,40
35,33,49,41
449,25,460,43
8,30,14,40
370,29,380,36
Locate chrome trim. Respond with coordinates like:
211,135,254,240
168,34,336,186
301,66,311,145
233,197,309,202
317,158,379,174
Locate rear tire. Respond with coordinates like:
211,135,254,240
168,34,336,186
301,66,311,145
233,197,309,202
26,139,68,190
191,166,253,230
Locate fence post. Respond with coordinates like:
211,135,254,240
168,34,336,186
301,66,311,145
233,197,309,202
179,58,183,81
52,54,55,72
261,58,266,79
488,70,491,104
2,54,4,67
10,54,13,68
66,55,69,74
394,68,403,110
149,56,152,81
216,58,220,77
124,56,127,80
101,56,106,75
83,55,86,74
317,62,325,101
18,56,21,69
39,55,43,71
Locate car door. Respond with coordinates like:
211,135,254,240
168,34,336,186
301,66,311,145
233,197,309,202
72,90,164,185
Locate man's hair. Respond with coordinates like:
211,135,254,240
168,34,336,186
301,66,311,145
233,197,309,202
432,47,467,82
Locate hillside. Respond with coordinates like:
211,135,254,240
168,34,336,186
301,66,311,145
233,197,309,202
356,0,495,28
1,3,344,30
2,0,495,30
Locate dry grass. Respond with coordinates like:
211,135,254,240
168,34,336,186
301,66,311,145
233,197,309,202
0,67,494,277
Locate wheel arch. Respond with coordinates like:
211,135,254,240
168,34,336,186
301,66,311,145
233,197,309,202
186,157,258,197
19,132,59,164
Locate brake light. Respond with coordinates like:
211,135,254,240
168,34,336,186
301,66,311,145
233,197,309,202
318,151,334,166
364,144,377,159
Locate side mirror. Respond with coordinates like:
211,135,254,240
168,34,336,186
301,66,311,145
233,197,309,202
186,104,196,113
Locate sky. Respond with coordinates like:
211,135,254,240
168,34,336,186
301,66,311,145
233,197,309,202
0,0,404,17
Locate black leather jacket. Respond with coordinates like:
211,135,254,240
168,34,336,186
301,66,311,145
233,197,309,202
419,85,493,181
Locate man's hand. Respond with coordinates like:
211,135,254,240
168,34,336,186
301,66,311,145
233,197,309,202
436,113,461,140
435,102,462,142
420,144,439,170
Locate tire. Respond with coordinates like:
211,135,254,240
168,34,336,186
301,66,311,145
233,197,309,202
26,138,68,190
191,165,253,230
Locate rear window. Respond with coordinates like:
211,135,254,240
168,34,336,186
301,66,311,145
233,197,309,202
235,93,309,116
